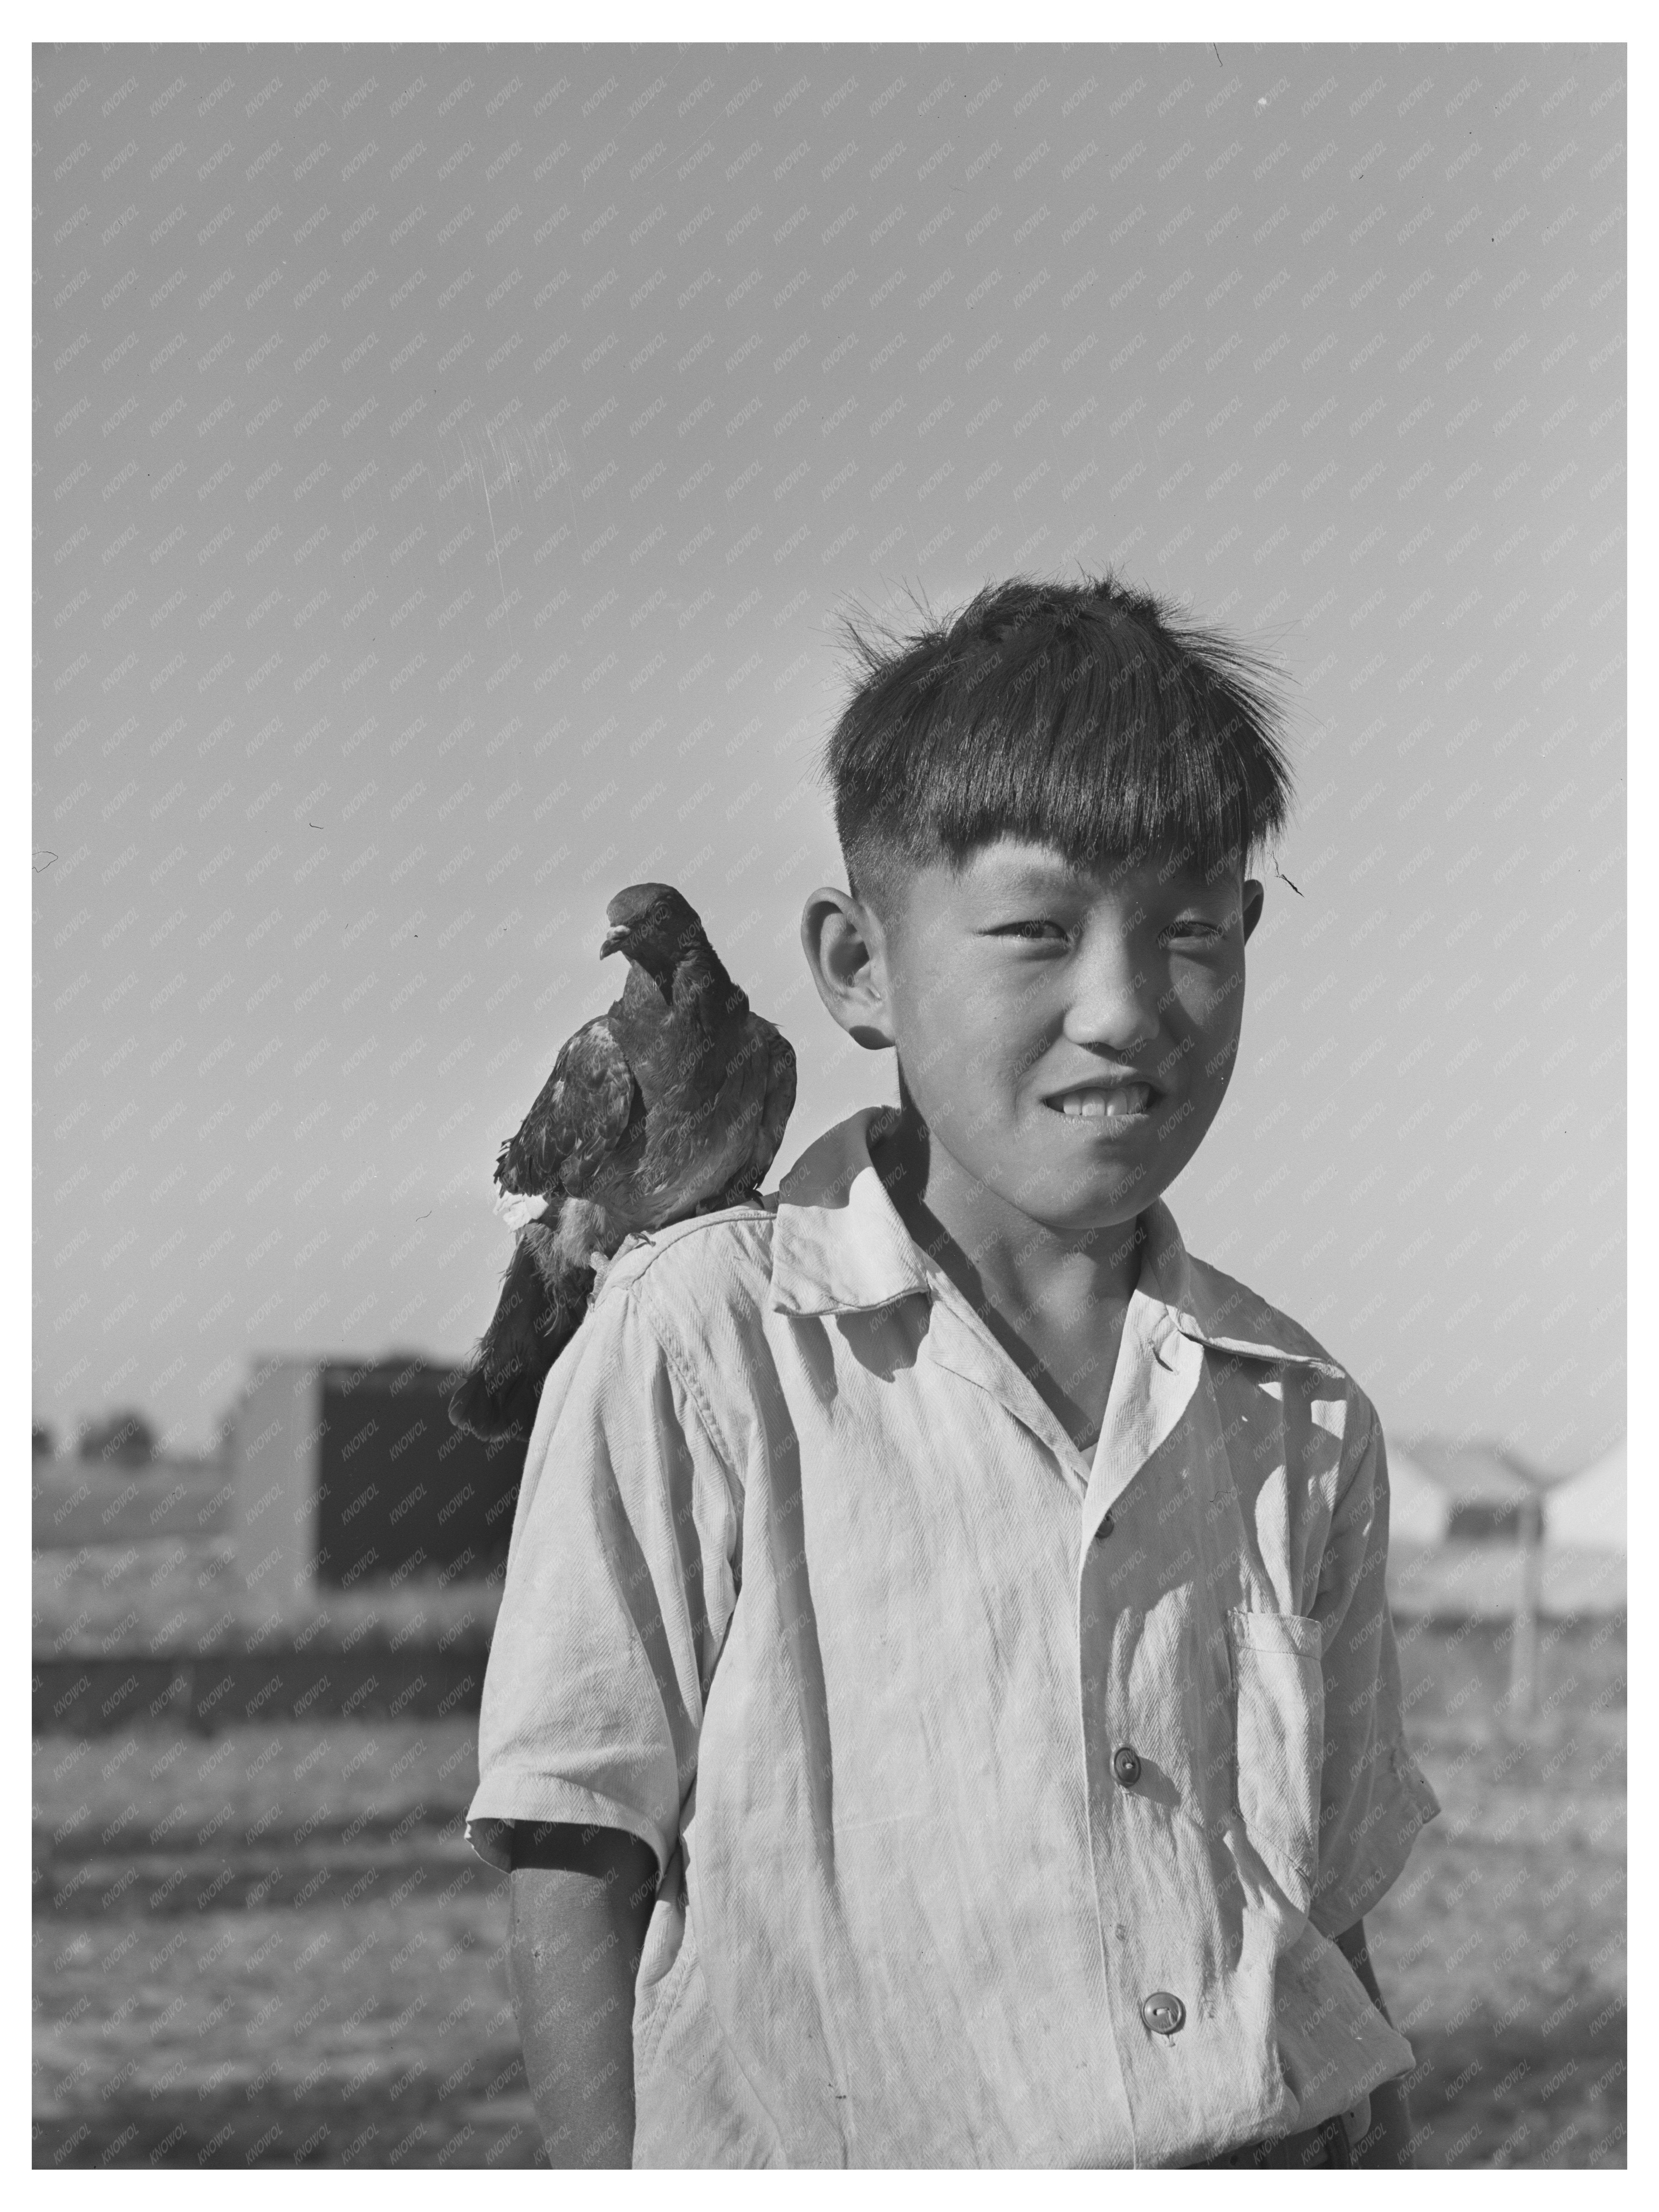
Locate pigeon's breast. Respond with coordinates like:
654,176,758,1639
584,1033,767,1229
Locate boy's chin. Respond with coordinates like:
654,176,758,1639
909,1113,1160,1237
988,1161,1157,1239
1028,1191,1154,1243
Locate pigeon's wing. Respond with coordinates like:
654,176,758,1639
495,1015,641,1197
745,1017,798,1187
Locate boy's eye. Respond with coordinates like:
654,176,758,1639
1165,920,1224,943
989,919,1069,942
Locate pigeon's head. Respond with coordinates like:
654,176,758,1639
599,882,706,974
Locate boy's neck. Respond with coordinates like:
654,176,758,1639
870,1104,1148,1448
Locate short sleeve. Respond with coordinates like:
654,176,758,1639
464,1275,742,1879
1306,1403,1441,1937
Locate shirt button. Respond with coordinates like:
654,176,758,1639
1113,1745,1142,1787
1141,1990,1186,2037
1093,1512,1115,1542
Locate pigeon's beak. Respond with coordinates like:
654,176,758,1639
599,926,628,959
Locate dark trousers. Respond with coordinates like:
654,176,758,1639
1191,2112,1355,2169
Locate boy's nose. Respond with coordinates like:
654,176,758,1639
1059,945,1161,1053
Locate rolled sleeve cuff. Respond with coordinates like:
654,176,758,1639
1310,1742,1442,1938
463,1771,676,1880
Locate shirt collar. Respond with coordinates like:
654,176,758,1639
769,1108,1337,1372
1141,1202,1340,1372
768,1108,932,1315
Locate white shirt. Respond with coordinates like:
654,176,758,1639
467,1108,1440,2166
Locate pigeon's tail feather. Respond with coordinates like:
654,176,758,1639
448,1198,630,1441
448,1218,587,1441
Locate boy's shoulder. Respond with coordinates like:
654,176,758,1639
1181,1249,1344,1369
1173,1249,1389,1511
582,1108,894,1333
1174,1243,1378,1425
589,1196,781,1323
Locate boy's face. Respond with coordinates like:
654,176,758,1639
809,838,1264,1244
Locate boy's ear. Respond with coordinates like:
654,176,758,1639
799,887,896,1052
1241,878,1265,944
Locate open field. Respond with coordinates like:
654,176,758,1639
32,1613,1624,2168
33,1718,537,2168
33,1456,234,1552
33,1532,504,1664
1368,1616,1626,2169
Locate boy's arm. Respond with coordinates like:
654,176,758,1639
506,1824,660,2168
1333,1918,1416,2169
1306,1403,1440,2170
468,1283,739,2160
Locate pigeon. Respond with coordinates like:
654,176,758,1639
448,883,798,1441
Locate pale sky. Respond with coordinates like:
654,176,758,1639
33,41,1625,1470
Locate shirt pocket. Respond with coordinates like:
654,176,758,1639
1226,1606,1325,1913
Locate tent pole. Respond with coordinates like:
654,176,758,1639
1506,1487,1544,1731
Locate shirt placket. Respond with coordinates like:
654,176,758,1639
916,1266,1224,2162
1075,1308,1218,2164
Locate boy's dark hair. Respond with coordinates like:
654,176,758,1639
820,572,1296,923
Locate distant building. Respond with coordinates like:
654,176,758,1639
1401,1436,1542,1543
232,1355,528,1630
1386,1430,1626,1621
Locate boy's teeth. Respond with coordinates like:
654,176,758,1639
1060,1084,1152,1118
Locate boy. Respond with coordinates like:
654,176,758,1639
465,574,1441,2168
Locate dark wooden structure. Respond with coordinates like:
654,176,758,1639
232,1356,528,1628
315,1359,525,1588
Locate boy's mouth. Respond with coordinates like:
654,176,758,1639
1044,1082,1157,1120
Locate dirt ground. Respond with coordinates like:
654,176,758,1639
32,1617,1624,2168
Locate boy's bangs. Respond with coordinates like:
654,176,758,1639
827,577,1296,904
930,661,1266,887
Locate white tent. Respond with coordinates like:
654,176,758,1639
1385,1433,1628,1619
1545,1437,1627,1552
1381,1440,1452,1546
